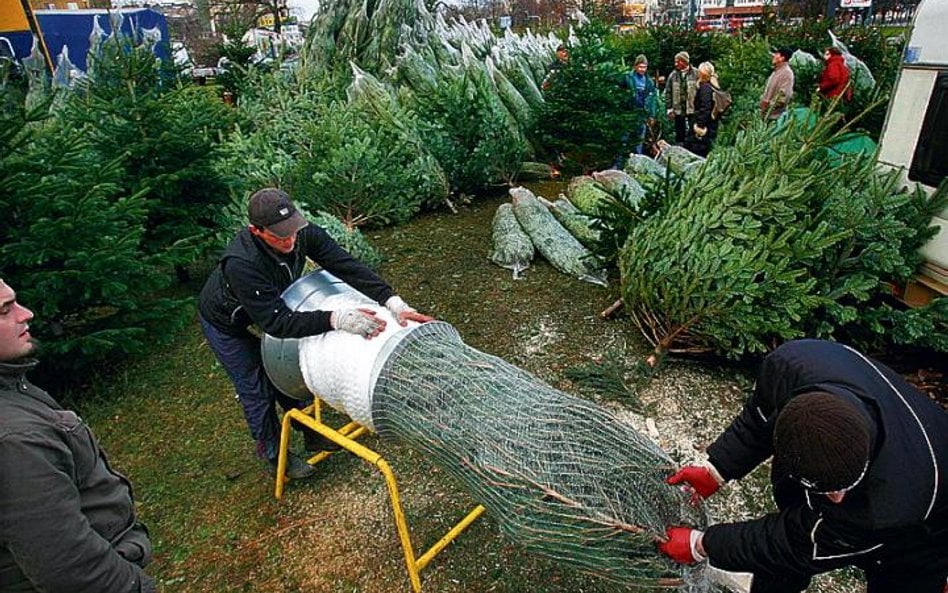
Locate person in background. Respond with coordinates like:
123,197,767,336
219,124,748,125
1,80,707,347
760,47,795,120
817,46,852,102
664,51,698,143
198,188,432,480
657,339,948,593
0,279,156,593
684,61,719,157
541,44,569,91
616,54,659,164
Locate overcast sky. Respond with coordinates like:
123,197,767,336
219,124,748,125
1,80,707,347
285,0,319,21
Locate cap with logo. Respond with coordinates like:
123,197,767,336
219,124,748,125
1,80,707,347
248,188,308,238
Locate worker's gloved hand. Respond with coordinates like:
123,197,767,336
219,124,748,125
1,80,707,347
693,123,707,138
666,108,675,119
667,465,723,500
657,527,705,565
384,296,435,327
330,308,386,339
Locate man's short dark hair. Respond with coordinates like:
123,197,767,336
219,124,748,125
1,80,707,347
773,47,794,62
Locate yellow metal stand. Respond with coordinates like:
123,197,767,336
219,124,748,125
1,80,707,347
275,399,486,593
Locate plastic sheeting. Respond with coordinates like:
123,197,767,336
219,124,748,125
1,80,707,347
5,8,169,72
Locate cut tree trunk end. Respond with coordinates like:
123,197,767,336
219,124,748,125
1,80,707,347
600,298,624,319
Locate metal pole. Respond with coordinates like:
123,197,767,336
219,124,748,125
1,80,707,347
18,0,54,74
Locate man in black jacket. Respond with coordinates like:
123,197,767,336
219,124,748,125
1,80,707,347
199,188,431,479
0,279,156,592
657,339,948,593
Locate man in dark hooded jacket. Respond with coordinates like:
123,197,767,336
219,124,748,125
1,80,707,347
199,188,431,480
657,339,948,593
0,279,155,592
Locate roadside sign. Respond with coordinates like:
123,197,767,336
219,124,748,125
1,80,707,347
0,0,29,33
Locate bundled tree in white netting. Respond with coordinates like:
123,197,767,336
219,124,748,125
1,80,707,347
285,277,712,591
299,0,558,154
222,0,563,219
372,323,707,587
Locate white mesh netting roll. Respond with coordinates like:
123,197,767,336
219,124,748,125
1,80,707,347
294,278,709,590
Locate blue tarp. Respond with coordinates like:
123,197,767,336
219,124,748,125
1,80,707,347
3,8,168,72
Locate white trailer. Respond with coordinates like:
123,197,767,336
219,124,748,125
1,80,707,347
876,0,948,305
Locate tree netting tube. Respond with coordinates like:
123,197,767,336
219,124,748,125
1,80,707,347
269,272,710,590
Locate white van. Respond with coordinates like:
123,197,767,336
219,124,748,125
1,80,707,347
876,0,948,305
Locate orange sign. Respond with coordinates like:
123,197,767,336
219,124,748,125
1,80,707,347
623,2,645,17
0,0,30,33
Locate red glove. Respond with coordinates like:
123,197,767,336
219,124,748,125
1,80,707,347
657,527,703,565
667,466,722,499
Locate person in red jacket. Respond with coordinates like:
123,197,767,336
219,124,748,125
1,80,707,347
817,46,851,101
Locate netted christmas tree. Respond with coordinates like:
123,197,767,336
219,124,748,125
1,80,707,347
280,274,711,591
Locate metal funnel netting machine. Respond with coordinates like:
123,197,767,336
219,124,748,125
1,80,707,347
262,272,710,591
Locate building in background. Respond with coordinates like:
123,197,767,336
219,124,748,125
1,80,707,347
697,0,774,28
28,0,108,9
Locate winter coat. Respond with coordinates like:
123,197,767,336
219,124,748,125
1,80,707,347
0,360,155,593
760,62,795,119
664,66,698,116
620,71,658,117
684,81,718,157
702,340,948,582
818,54,851,100
199,225,394,338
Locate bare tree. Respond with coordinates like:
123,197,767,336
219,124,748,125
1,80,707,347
210,0,287,35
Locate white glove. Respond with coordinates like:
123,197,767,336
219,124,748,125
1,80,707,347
384,295,434,326
330,308,385,338
385,295,415,319
693,123,707,138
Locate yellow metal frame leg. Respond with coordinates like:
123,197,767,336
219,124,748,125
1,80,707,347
274,400,485,592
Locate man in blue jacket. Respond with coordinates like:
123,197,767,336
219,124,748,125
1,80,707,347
0,279,156,592
199,188,431,480
615,54,658,165
658,339,948,593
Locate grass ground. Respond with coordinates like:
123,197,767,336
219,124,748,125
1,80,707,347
79,189,866,593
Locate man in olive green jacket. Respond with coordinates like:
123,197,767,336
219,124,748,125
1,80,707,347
664,50,698,143
0,279,155,592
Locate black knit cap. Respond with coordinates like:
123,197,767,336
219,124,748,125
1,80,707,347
774,391,870,493
248,188,308,238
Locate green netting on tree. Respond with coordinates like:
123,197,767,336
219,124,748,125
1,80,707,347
624,154,669,183
510,186,607,285
370,322,710,589
655,143,705,178
489,202,535,277
550,197,603,250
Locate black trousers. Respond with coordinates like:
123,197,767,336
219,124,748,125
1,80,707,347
673,114,692,144
749,568,947,593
